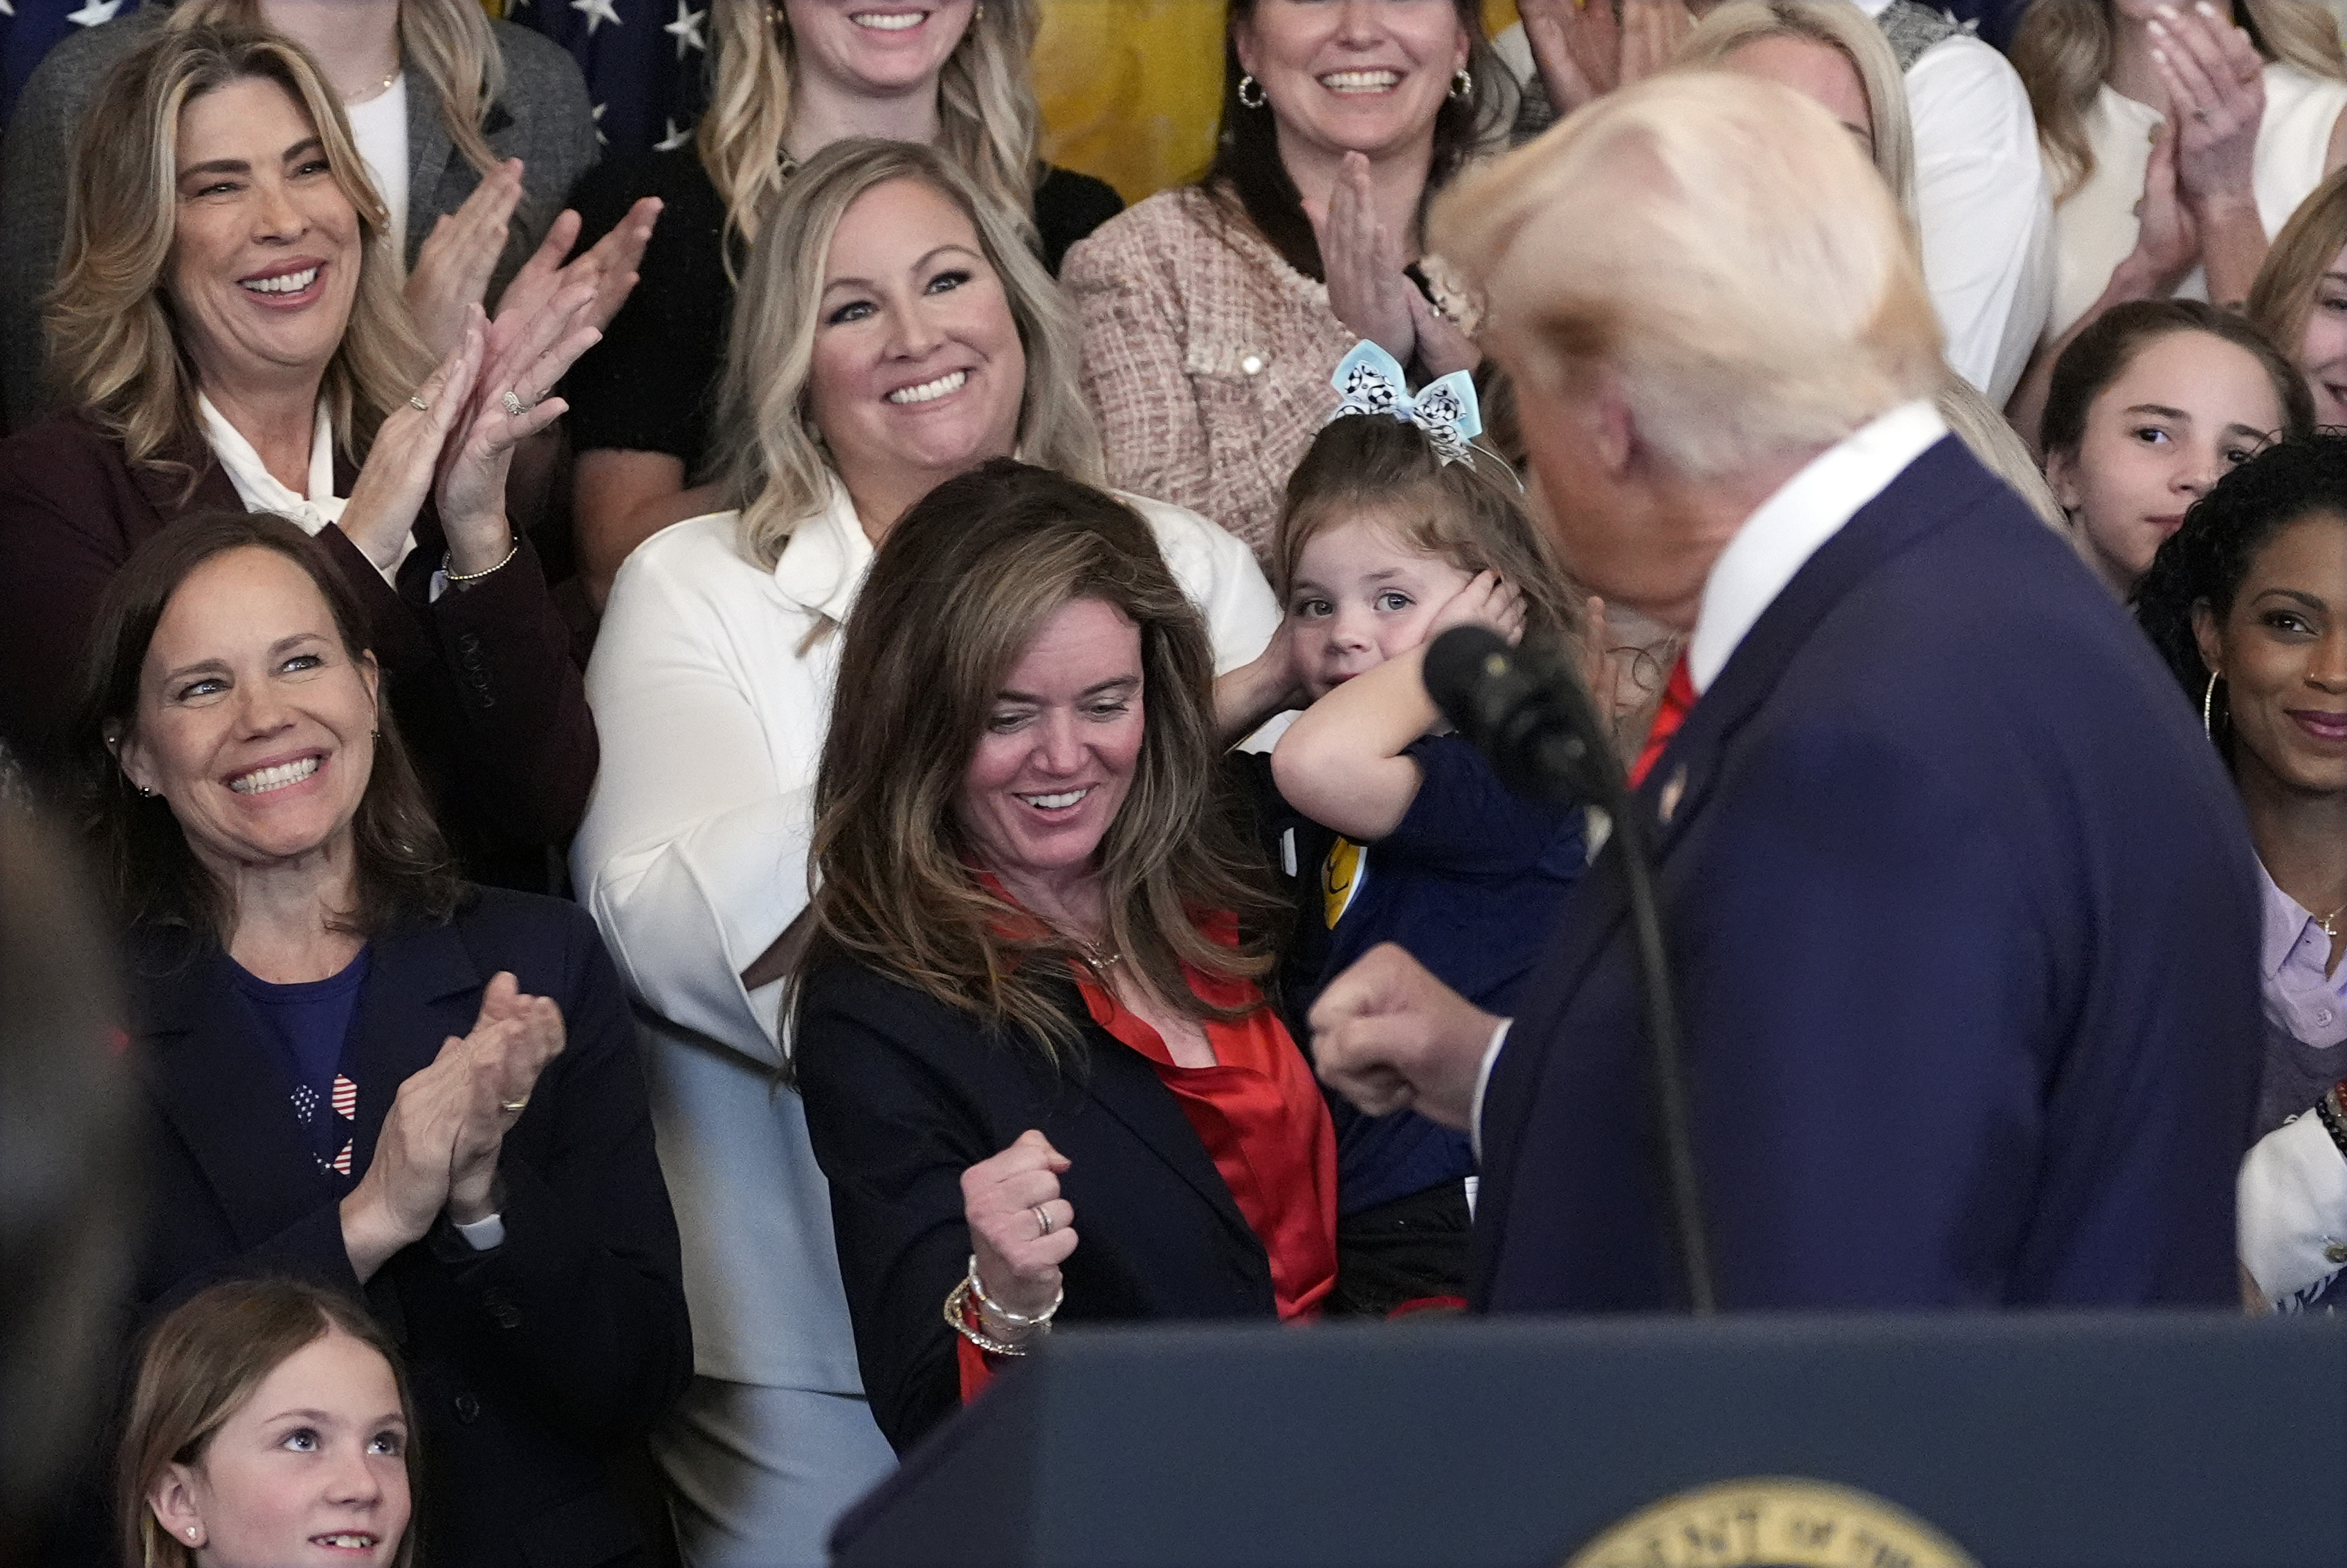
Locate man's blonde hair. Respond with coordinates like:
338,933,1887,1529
1434,73,1943,482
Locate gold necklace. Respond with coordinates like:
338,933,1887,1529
2320,904,2344,940
347,65,399,105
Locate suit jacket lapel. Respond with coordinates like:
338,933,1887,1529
125,432,239,525
1077,1025,1265,1261
338,916,490,1179
404,80,455,273
134,937,336,1252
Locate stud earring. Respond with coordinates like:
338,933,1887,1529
188,1526,201,1541
1450,67,1472,100
1237,73,1266,109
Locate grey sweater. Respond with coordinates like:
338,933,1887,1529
0,8,599,430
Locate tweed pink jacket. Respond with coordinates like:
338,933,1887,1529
1062,186,1357,563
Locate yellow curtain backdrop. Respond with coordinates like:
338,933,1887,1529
1034,0,1523,203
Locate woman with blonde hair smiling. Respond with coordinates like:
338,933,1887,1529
1674,0,1917,216
558,0,1124,605
2248,165,2347,427
0,0,625,426
572,137,1273,1567
0,25,610,893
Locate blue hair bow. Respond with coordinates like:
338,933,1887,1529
1325,340,1483,464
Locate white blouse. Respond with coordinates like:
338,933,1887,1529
2045,61,2347,341
572,478,1279,1389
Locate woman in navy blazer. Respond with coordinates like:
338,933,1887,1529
792,462,1338,1455
81,512,691,1568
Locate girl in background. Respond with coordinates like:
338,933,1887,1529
1217,344,1586,1313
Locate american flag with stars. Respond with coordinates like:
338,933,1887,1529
3,0,706,159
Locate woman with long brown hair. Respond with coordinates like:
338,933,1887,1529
572,136,1275,1565
792,458,1337,1454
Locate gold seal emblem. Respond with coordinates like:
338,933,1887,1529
1562,1477,1980,1568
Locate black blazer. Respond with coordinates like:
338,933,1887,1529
794,960,1278,1454
125,888,691,1568
1477,439,2261,1313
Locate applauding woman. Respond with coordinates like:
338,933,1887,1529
793,460,1337,1454
0,26,605,891
82,514,689,1567
1063,0,1508,557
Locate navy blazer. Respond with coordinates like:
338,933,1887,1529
125,888,691,1568
794,960,1278,1454
1476,439,2263,1312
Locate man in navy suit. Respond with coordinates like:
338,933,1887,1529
1313,75,2262,1312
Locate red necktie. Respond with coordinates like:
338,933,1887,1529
1629,655,1696,790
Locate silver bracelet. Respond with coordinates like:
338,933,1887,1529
943,1274,1030,1357
967,1252,1062,1329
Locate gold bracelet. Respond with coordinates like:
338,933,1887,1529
943,1275,1031,1357
442,540,520,585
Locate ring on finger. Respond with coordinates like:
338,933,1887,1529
1033,1203,1055,1238
500,1095,529,1113
502,390,527,418
409,393,430,412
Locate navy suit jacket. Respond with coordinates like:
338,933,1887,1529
794,960,1279,1454
125,888,691,1568
1475,438,2263,1312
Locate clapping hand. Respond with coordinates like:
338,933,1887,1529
2146,2,2264,213
493,195,662,343
962,1130,1077,1329
434,282,602,575
2130,120,2202,291
1519,0,1692,116
444,972,567,1224
405,160,527,360
1310,152,1419,365
338,972,566,1281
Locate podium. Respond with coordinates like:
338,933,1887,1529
829,1312,2347,1567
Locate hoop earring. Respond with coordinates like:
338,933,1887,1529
1237,74,1266,110
1450,67,1472,101
2202,671,2222,740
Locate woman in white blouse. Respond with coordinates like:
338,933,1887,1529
2010,0,2347,441
572,137,1279,1568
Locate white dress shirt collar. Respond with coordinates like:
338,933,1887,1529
199,393,415,586
1687,400,1948,695
199,392,345,531
770,475,876,626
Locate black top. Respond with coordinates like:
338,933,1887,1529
560,148,1122,473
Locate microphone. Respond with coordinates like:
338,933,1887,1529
1421,623,1719,1314
1422,626,1615,805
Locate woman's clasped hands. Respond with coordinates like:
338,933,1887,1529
960,1129,1076,1344
339,971,567,1283
1309,152,1481,380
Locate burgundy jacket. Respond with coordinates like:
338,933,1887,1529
0,409,597,889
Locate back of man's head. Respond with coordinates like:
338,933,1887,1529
1435,73,1944,482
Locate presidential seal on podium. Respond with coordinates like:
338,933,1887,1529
1563,1477,1980,1568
